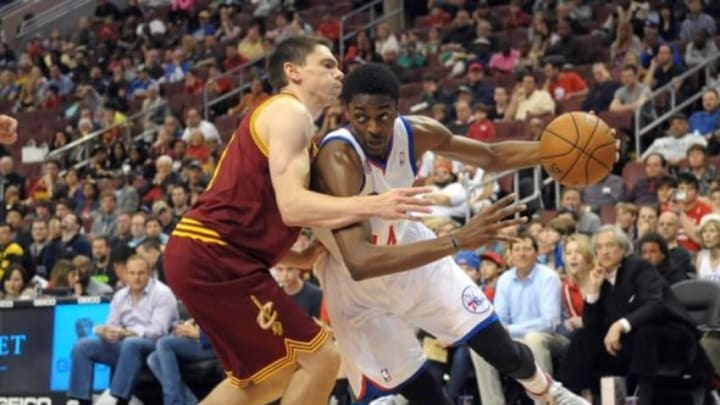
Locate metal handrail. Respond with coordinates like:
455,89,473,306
46,101,167,162
0,0,33,17
338,0,382,63
202,55,265,119
633,52,720,157
16,0,94,44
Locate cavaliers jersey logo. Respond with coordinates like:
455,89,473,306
251,295,284,336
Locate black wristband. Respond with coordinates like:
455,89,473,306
449,234,460,251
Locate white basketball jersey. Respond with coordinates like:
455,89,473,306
312,117,496,394
314,116,436,263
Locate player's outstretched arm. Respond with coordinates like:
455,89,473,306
266,100,431,229
409,115,541,171
0,114,18,144
312,140,527,280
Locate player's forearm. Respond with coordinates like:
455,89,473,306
280,188,370,229
344,236,456,281
473,141,541,172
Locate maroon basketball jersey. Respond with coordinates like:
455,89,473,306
174,94,300,267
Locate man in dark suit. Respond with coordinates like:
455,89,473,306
559,225,699,405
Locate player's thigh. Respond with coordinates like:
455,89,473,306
403,258,495,344
294,336,339,375
201,366,295,405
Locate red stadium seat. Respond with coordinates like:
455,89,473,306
621,161,645,193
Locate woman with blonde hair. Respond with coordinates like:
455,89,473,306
696,215,720,283
561,234,594,334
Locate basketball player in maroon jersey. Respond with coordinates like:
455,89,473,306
163,37,434,405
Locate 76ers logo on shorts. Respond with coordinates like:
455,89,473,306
461,286,491,315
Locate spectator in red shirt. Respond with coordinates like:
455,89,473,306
183,69,204,95
316,13,340,42
425,5,451,27
543,56,588,102
674,172,713,252
185,130,210,163
560,234,592,335
505,0,531,30
467,104,496,141
223,44,245,71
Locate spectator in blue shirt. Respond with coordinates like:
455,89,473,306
47,65,75,97
470,235,562,405
639,23,683,69
162,49,192,84
689,88,720,136
127,67,157,99
67,255,178,405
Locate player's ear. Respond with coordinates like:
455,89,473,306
283,62,301,84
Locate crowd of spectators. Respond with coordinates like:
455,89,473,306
0,0,719,404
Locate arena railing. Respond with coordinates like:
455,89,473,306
202,55,265,120
15,0,99,49
338,0,405,61
45,101,168,170
633,52,720,158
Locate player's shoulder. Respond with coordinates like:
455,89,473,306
256,94,311,122
402,114,448,135
316,134,361,165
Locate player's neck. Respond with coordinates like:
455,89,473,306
279,87,325,118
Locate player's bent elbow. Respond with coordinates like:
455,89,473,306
346,262,368,281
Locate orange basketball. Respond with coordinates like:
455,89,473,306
539,112,615,187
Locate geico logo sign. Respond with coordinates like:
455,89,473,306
0,398,52,405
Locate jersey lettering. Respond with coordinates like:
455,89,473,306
370,225,397,246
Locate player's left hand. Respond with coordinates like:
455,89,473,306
588,111,622,164
0,114,18,144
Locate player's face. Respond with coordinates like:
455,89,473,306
640,242,664,267
297,45,343,105
347,94,399,159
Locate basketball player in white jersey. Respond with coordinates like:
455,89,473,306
311,63,591,405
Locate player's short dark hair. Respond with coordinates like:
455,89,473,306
340,62,400,105
266,36,332,90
